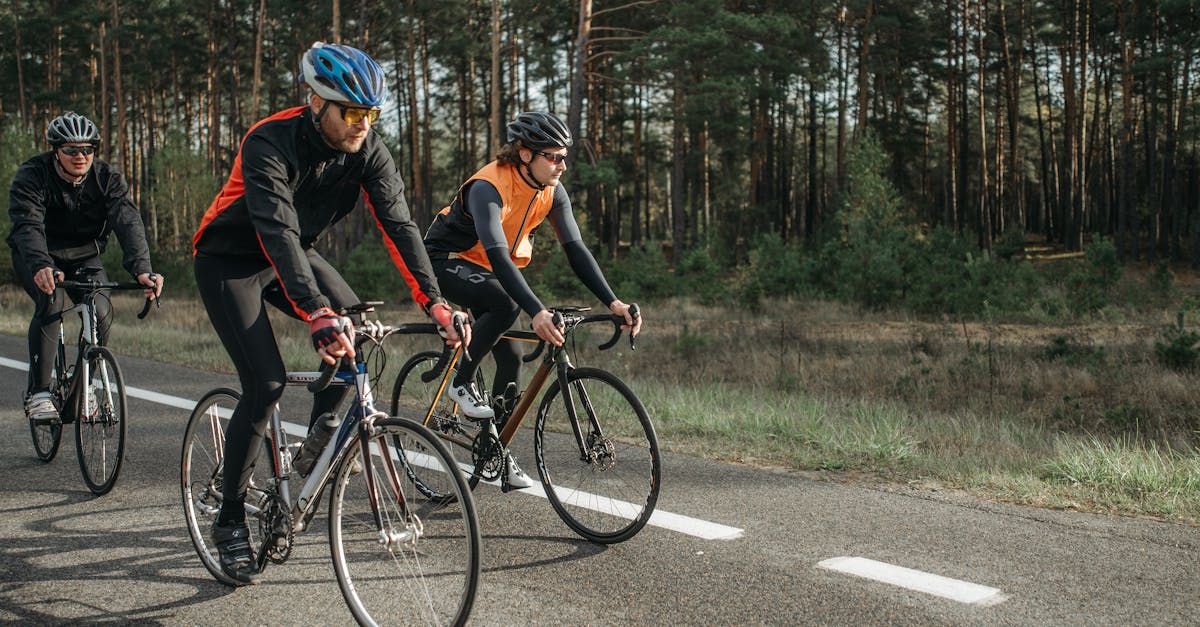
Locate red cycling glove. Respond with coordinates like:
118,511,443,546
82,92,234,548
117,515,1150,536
429,303,471,346
307,307,348,351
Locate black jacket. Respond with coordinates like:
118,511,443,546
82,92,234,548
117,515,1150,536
193,106,442,318
7,151,153,277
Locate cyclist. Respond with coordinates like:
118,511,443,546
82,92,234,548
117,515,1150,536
7,112,163,426
424,111,642,490
192,42,468,585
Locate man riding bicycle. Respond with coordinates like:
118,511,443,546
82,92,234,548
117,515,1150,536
7,112,163,426
424,111,642,489
192,41,468,585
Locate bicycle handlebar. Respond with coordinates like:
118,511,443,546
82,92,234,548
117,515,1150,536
305,310,441,393
53,278,160,319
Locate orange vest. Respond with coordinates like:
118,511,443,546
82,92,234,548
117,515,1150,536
440,161,555,270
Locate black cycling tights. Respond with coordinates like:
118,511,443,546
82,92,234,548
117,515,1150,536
195,252,356,525
11,251,113,394
432,257,523,397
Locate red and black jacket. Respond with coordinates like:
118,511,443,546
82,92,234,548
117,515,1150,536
193,106,442,318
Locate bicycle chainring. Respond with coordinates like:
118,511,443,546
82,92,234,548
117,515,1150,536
255,492,294,564
471,431,505,481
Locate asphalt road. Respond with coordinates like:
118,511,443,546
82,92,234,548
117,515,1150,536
0,332,1196,625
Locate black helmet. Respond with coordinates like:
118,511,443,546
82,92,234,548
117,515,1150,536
506,111,572,149
46,112,100,147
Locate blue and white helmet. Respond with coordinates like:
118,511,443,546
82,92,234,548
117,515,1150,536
298,42,387,107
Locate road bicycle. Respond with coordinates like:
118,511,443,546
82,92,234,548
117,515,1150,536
180,303,481,626
28,266,157,496
390,304,660,544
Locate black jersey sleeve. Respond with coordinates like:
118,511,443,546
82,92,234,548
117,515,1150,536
360,140,443,313
100,166,154,277
547,185,617,306
240,132,331,316
6,159,54,274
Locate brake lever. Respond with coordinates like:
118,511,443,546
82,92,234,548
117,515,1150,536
628,302,640,351
452,314,472,363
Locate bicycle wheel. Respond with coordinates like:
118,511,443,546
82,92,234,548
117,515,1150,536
29,361,65,462
391,351,485,497
181,388,269,586
30,416,62,462
534,366,661,544
329,416,480,627
75,346,127,495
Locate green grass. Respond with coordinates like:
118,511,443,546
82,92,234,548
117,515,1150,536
2,286,1197,524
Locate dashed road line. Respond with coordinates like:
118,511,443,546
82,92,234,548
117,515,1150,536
818,556,1008,605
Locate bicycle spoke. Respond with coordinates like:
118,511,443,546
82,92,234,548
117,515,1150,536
75,348,126,495
330,418,479,626
535,367,661,544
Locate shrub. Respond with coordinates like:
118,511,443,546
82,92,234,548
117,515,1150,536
604,241,676,300
1064,236,1121,315
1154,311,1200,371
678,240,731,305
823,130,921,310
736,232,810,304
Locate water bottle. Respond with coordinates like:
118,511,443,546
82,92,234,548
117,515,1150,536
293,413,340,477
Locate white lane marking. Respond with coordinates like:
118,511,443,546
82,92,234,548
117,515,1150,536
0,355,744,541
818,557,1008,606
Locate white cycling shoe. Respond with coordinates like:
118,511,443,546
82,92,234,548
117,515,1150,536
26,391,60,425
448,382,494,420
504,454,535,490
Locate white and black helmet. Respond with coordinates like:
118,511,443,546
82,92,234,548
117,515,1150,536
506,111,572,149
46,112,100,147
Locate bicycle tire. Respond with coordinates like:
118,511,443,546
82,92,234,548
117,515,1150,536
391,351,485,497
29,351,67,462
534,367,661,544
180,388,270,587
329,416,480,627
75,346,127,495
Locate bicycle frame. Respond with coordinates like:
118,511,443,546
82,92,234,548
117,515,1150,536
257,360,383,532
418,320,616,459
46,289,110,422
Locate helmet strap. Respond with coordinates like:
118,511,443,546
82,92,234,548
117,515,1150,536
52,150,87,185
311,100,337,150
517,150,547,190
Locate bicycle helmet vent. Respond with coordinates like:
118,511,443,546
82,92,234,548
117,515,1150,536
506,111,572,149
298,41,387,107
46,112,100,147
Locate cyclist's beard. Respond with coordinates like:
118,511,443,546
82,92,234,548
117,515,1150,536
313,106,367,153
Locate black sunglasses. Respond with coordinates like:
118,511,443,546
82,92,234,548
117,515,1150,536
533,149,567,165
60,145,96,157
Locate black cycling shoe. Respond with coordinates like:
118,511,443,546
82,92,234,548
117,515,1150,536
211,520,262,585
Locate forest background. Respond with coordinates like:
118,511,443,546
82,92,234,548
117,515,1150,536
0,0,1198,522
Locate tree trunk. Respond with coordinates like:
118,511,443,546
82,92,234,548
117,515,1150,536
567,0,592,167
251,0,266,118
111,0,129,176
332,0,341,43
977,0,992,249
14,14,29,122
489,0,501,157
205,0,220,175
670,83,686,270
406,0,425,221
